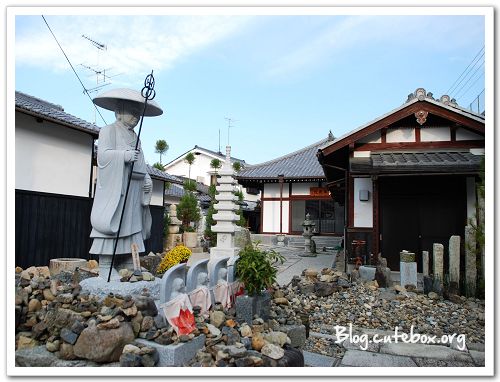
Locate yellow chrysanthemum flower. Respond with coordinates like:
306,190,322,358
156,245,192,275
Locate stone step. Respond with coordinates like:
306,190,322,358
341,349,418,367
303,350,338,367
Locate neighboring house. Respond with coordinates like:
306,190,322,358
317,88,485,271
237,132,343,236
163,145,259,205
15,91,177,268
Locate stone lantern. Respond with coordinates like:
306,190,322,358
300,213,316,257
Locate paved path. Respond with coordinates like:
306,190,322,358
304,329,485,367
187,245,335,287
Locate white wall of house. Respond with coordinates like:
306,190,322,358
456,128,484,141
262,200,289,233
165,148,258,203
15,112,93,197
420,126,451,142
151,179,164,206
353,177,373,228
386,127,415,143
291,182,317,196
263,183,289,198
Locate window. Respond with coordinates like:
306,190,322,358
291,199,343,234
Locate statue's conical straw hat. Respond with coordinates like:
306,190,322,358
93,88,163,117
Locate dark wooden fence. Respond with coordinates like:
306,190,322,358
15,189,164,269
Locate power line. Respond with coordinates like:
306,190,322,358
450,52,484,98
41,15,107,125
445,46,484,95
455,71,485,102
453,60,485,101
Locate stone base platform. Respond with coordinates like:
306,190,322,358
79,277,162,300
135,335,206,366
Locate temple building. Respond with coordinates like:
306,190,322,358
317,88,485,271
237,132,344,237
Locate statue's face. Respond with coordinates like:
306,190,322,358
172,278,185,293
218,268,228,281
115,101,142,129
197,272,209,286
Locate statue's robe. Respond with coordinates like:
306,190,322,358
161,294,196,335
188,286,212,319
214,280,232,309
90,121,152,254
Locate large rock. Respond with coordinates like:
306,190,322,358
235,227,251,249
73,321,135,363
134,295,158,317
314,282,338,297
44,308,83,334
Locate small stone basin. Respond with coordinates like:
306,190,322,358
49,258,88,276
358,265,377,281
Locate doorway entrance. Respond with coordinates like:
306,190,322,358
380,176,466,271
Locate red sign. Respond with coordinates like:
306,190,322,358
310,187,329,197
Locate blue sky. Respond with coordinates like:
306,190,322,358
14,12,486,166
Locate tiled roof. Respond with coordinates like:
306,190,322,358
146,165,183,183
350,151,483,174
237,137,331,180
165,183,213,204
15,91,100,136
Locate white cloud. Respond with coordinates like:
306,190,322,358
264,15,484,79
16,15,254,86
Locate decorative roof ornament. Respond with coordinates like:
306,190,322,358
328,130,335,141
405,88,460,109
415,110,429,125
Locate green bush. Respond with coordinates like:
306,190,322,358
177,191,200,232
236,242,285,296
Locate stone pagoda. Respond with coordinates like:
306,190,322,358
209,146,240,260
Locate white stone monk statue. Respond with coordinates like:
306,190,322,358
160,264,196,336
188,271,211,319
89,88,162,279
213,267,231,309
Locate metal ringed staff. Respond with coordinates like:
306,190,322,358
107,70,156,282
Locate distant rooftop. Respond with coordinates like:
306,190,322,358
237,133,334,183
165,145,246,168
146,165,183,184
15,91,100,137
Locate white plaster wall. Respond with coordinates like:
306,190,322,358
281,201,290,234
151,179,164,206
353,151,371,158
15,113,93,197
420,127,451,142
358,131,381,143
456,128,484,141
263,183,289,198
466,177,477,223
386,127,415,143
291,182,316,196
353,177,373,228
166,151,258,203
165,153,214,184
262,200,281,232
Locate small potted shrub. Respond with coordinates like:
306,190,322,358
235,242,285,323
177,180,201,248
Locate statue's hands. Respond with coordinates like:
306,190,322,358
124,150,140,163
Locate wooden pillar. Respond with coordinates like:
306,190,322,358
278,175,284,234
372,175,379,263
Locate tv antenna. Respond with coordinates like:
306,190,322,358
82,34,107,50
80,35,121,123
225,117,237,146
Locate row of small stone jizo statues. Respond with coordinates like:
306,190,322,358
158,256,244,336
